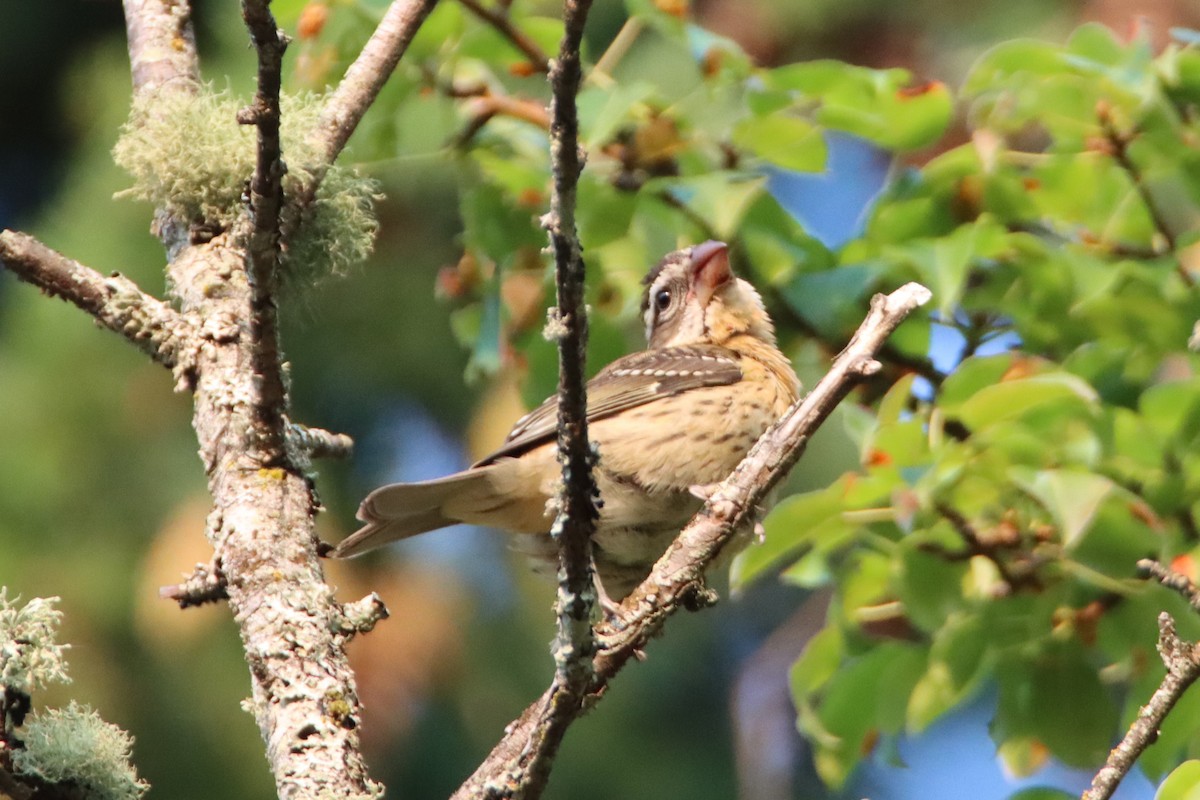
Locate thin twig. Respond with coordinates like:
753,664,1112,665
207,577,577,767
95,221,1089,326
457,281,932,798
1096,108,1190,286
1139,558,1200,612
1083,609,1200,800
285,421,355,461
160,561,229,609
453,93,551,147
0,231,195,381
458,0,551,73
934,503,1041,591
240,0,291,461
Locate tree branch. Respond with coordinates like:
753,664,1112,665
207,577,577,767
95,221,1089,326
121,0,201,96
467,1,601,796
458,0,551,73
301,0,439,203
1082,613,1200,800
285,421,355,461
457,281,931,798
114,0,386,793
239,0,291,463
0,231,195,382
1080,560,1200,800
1096,106,1190,285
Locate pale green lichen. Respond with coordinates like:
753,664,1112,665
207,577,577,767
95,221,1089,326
113,88,379,285
11,702,148,800
0,589,70,695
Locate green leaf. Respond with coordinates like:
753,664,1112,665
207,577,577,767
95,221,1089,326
808,642,926,788
578,81,658,150
790,625,843,697
1011,468,1114,547
907,613,991,731
953,372,1098,432
731,115,827,172
648,173,765,240
1008,789,1076,800
778,266,875,337
994,643,1118,768
764,61,953,151
897,545,965,632
1156,760,1200,800
733,479,853,589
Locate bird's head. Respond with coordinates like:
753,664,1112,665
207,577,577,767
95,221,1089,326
641,241,776,349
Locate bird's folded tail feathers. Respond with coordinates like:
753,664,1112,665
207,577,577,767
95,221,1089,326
332,468,494,558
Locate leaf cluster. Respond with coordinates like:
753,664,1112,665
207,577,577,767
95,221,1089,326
282,2,1200,793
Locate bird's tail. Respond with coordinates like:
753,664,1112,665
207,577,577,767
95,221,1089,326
333,468,496,558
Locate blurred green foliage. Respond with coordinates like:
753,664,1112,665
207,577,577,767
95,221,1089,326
4,0,1200,798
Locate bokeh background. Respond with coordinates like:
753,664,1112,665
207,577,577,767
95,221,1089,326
2,1,1198,798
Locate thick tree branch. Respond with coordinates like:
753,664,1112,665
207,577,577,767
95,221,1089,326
122,0,201,96
458,0,551,73
111,0,387,793
0,231,194,380
457,282,931,798
165,237,380,799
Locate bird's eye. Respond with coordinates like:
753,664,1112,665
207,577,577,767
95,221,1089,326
654,288,672,312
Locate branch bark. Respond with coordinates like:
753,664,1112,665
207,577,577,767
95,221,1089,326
239,0,290,462
122,0,201,96
1082,560,1200,800
301,0,439,203
0,231,194,383
455,282,932,798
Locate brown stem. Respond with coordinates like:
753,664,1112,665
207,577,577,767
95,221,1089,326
240,0,290,463
458,0,551,72
1083,609,1200,800
0,231,194,381
1097,110,1190,285
300,0,439,207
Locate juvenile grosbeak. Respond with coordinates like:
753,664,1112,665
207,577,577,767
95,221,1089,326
334,241,800,599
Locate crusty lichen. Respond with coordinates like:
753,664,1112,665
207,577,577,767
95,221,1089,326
113,87,379,286
11,702,148,800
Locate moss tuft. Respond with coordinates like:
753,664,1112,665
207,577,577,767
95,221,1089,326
113,88,379,286
0,589,70,696
11,702,148,800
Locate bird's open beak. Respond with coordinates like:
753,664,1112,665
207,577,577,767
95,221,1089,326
690,240,731,308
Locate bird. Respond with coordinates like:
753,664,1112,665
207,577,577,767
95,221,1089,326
333,240,800,601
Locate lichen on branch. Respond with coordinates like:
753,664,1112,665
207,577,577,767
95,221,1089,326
112,88,380,285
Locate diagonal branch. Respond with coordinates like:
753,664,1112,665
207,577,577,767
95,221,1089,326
455,282,931,799
300,0,439,206
458,0,551,73
1081,560,1200,800
0,231,195,378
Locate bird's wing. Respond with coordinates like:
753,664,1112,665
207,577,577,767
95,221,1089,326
473,344,742,466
